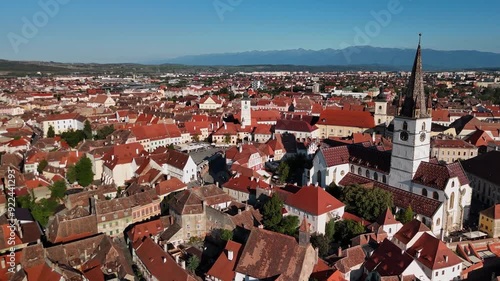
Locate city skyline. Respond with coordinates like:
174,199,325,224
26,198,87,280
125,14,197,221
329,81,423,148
0,0,499,63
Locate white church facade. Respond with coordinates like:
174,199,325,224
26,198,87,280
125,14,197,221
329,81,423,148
308,38,472,238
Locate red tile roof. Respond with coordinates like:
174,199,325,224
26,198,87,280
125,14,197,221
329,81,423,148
364,239,414,276
407,232,462,270
206,240,243,281
155,177,187,196
318,109,375,128
321,146,349,167
412,161,469,190
134,237,196,281
285,185,345,216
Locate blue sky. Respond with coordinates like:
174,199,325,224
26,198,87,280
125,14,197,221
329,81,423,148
0,0,499,63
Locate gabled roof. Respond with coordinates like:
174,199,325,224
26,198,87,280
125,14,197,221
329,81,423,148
285,185,345,216
134,236,196,281
364,239,414,276
320,146,349,167
407,232,462,270
235,228,311,280
376,207,399,226
393,219,430,245
318,109,375,128
412,161,469,190
207,240,243,281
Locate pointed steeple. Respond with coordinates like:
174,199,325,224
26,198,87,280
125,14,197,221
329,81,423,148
400,33,429,119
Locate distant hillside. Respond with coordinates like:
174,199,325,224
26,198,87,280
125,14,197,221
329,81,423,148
160,46,500,70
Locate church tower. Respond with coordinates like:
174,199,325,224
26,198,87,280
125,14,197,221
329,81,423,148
389,34,432,191
374,84,389,126
241,92,251,127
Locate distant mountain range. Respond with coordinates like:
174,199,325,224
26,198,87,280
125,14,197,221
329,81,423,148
158,46,500,70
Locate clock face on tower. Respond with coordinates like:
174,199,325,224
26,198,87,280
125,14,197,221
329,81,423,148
420,132,426,142
400,131,409,141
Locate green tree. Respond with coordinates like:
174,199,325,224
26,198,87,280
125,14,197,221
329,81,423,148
398,205,414,224
186,255,200,273
83,120,92,139
49,180,67,201
60,129,85,147
220,229,233,241
340,185,393,221
66,165,77,184
310,233,329,258
277,162,290,183
224,134,231,144
334,219,365,246
278,215,299,236
94,125,115,140
37,159,48,174
75,156,94,187
47,125,55,138
325,220,335,242
262,194,283,231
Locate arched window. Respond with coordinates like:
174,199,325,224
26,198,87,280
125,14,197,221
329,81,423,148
382,175,387,183
403,121,408,131
451,181,455,187
365,170,370,178
422,188,428,197
357,167,362,175
374,172,379,181
350,165,354,173
422,122,426,131
449,192,455,210
433,191,439,200
436,218,441,226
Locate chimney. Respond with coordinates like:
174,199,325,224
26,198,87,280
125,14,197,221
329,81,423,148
136,148,139,154
1,258,5,269
154,235,159,244
238,209,242,214
239,145,242,153
223,122,227,130
167,174,171,180
372,131,376,143
163,243,168,252
175,255,180,264
416,249,422,258
337,246,342,257
111,155,115,160
227,250,234,261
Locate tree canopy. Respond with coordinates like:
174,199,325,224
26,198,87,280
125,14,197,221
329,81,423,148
49,180,67,201
67,156,94,187
94,124,115,140
60,129,86,147
334,219,366,247
47,125,55,138
83,120,92,139
37,159,48,174
397,205,414,224
261,194,300,236
336,184,393,221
